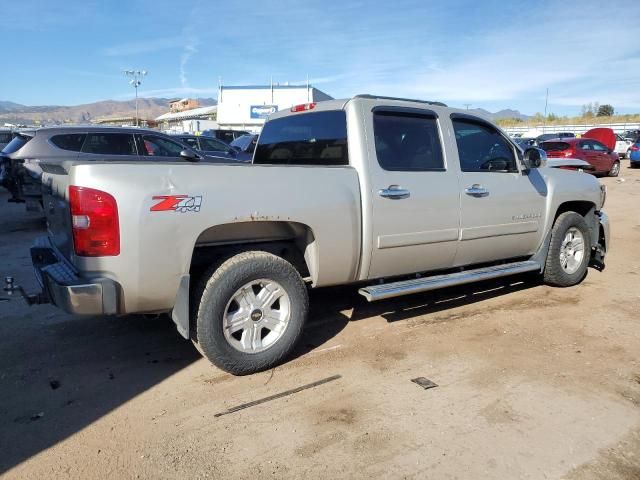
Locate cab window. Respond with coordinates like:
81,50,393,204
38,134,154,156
452,119,517,172
373,112,444,171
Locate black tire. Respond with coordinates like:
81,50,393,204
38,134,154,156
194,251,308,375
543,212,591,287
608,160,620,177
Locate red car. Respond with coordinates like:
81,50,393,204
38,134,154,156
540,128,620,177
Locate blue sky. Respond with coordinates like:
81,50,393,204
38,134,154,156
2,0,639,115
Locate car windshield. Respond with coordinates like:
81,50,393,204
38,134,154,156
2,133,33,154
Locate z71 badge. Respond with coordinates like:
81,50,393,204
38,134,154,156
150,195,202,213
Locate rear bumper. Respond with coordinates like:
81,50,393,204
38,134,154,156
31,236,120,315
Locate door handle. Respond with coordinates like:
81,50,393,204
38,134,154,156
464,184,489,197
379,185,410,200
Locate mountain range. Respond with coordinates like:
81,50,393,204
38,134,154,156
0,98,217,126
0,98,527,126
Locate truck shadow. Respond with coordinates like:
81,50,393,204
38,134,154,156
0,274,540,474
295,273,541,358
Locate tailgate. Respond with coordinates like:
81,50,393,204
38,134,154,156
41,162,74,260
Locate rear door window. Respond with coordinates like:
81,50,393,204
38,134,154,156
82,133,137,155
591,141,607,152
51,133,86,152
452,119,517,172
373,112,444,171
254,111,348,166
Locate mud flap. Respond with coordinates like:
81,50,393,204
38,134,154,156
171,275,190,339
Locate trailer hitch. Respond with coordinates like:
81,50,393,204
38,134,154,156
3,276,49,305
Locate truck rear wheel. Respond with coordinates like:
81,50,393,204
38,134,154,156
194,251,308,375
543,212,591,287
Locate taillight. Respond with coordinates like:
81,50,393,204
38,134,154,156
291,103,316,112
563,150,573,157
68,186,120,257
631,145,639,151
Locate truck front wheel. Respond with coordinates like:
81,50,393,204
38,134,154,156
194,251,308,375
543,212,592,287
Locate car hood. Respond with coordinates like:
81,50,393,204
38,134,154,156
546,158,595,171
583,128,616,150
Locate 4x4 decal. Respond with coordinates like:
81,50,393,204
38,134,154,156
150,195,202,213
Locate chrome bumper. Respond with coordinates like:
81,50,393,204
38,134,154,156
31,236,120,315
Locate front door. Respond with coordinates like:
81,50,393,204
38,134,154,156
450,116,547,267
366,108,461,279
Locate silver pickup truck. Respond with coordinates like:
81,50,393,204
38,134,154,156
16,94,609,375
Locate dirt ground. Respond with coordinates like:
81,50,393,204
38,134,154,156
1,164,639,480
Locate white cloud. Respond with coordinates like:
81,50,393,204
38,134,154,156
103,37,184,56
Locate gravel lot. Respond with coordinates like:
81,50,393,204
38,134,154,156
1,164,639,479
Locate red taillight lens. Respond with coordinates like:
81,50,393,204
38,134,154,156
69,186,120,257
291,102,316,112
631,145,639,151
563,150,573,157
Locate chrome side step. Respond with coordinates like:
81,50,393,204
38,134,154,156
359,260,541,302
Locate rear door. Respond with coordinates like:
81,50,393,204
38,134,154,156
366,107,461,279
450,115,546,266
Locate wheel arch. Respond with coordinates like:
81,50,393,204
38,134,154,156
189,220,318,284
553,200,599,250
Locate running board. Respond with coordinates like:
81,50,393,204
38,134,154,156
358,260,541,302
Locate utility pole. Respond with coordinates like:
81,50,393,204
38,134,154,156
543,88,549,133
123,69,147,126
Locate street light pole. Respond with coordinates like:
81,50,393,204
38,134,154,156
123,69,147,126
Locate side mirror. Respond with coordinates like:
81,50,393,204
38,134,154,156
180,149,200,162
523,147,547,169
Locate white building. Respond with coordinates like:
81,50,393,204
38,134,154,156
155,105,218,133
216,84,333,132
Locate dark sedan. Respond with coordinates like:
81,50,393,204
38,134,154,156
172,134,240,160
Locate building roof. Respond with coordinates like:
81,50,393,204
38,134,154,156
156,105,217,122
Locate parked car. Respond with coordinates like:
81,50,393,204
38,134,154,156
172,134,245,161
201,129,250,144
615,134,633,158
15,94,609,375
0,126,221,209
230,134,258,161
621,129,640,141
540,137,620,176
630,140,640,167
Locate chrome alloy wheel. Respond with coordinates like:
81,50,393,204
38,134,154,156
223,279,291,353
559,227,585,274
610,161,620,176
